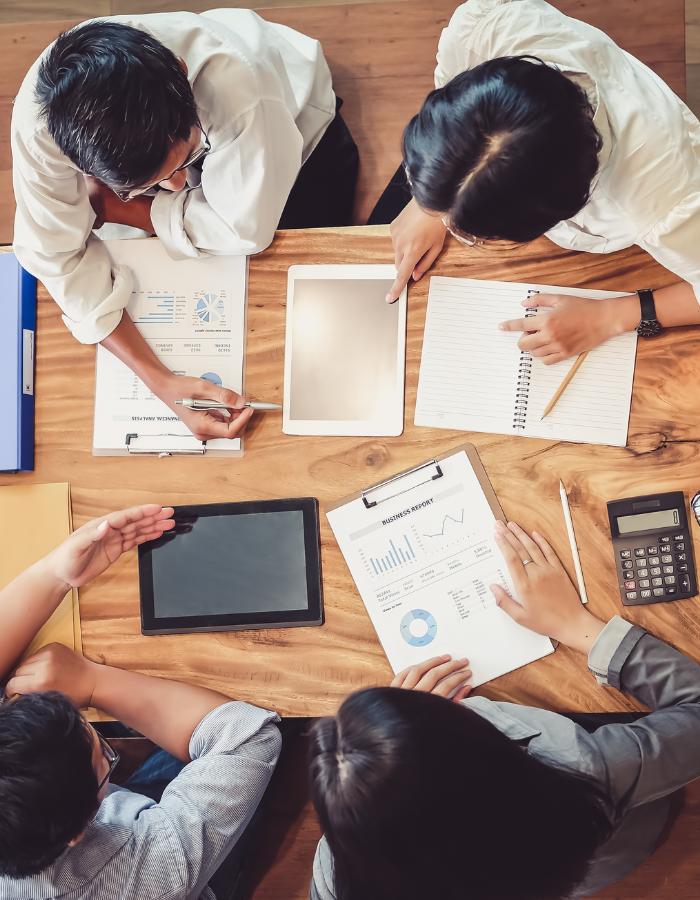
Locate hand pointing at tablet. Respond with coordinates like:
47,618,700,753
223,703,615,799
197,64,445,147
385,199,448,303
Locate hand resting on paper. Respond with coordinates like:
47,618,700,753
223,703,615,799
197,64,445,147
391,654,473,702
498,293,627,364
490,520,607,655
157,374,255,442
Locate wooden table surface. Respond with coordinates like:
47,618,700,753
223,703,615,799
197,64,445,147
3,227,699,717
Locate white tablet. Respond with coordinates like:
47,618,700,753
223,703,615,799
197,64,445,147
283,265,407,436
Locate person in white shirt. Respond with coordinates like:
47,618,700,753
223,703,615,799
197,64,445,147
373,0,700,361
12,11,358,440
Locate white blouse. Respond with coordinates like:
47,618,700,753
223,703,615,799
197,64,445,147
11,9,335,344
435,0,700,301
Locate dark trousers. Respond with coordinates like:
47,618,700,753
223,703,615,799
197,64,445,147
366,162,412,226
122,718,310,900
278,97,359,229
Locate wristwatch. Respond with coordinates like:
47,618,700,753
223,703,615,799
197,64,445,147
636,289,662,337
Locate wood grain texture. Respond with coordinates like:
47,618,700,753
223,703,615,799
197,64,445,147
2,226,699,720
0,0,687,241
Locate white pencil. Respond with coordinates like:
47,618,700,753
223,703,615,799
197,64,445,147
559,480,588,604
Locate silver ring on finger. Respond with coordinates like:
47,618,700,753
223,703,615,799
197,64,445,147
522,558,534,566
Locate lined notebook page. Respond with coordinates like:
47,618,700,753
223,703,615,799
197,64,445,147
415,277,638,447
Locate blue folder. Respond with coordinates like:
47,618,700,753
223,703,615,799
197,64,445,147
0,253,36,472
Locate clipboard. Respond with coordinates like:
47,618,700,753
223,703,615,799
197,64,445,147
325,442,505,521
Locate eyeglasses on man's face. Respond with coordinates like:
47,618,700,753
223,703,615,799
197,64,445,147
114,130,210,202
96,733,120,792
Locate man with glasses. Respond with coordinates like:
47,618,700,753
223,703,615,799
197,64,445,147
0,504,281,898
12,12,358,441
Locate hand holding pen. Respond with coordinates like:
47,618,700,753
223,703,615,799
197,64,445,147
177,398,282,411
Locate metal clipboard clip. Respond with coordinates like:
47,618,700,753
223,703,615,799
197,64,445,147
125,434,207,457
361,459,443,509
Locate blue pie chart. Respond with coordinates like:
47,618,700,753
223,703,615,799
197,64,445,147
400,609,438,647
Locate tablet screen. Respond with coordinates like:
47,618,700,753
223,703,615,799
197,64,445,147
152,511,308,617
289,278,397,421
138,499,323,634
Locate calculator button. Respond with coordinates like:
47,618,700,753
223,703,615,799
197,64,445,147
638,569,649,578
646,546,658,555
624,580,636,589
634,548,645,556
660,536,670,543
677,553,687,562
640,590,652,599
650,567,661,576
680,574,691,592
648,556,660,565
652,577,663,586
626,592,637,601
660,545,671,554
622,560,633,569
678,564,689,573
664,575,676,585
639,579,650,588
661,555,673,564
635,558,647,567
663,566,674,574
666,586,678,596
674,535,684,542
653,587,665,596
620,550,631,559
675,543,685,551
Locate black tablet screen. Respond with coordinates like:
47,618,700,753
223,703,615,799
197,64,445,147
151,510,309,617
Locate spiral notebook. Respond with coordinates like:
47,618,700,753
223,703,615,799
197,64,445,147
414,277,638,447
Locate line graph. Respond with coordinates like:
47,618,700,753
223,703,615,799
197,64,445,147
423,509,465,538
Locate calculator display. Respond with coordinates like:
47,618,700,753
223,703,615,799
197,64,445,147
617,508,681,534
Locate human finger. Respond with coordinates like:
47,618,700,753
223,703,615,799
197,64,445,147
490,583,525,623
495,520,539,564
531,530,561,567
429,666,473,698
520,294,557,309
498,317,538,334
517,331,550,353
506,522,547,566
413,657,470,692
386,256,415,304
538,350,570,366
452,682,473,702
392,654,451,689
189,406,254,441
412,241,444,282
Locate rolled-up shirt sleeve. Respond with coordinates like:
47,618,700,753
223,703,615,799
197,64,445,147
11,120,132,345
151,99,304,260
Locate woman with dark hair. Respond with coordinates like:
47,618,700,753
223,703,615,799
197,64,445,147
377,0,700,363
309,519,700,899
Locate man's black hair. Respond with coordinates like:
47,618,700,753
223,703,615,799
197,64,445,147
403,56,602,242
0,691,99,878
35,20,200,189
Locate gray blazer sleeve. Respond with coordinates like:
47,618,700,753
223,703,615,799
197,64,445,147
585,615,700,810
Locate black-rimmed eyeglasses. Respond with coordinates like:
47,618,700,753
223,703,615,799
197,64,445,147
97,734,120,792
114,130,211,202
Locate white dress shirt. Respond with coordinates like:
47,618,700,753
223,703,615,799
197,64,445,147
11,9,335,344
434,0,700,302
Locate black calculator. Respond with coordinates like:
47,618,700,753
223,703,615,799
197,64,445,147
607,491,697,606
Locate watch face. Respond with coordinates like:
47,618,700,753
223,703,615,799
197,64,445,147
637,319,663,337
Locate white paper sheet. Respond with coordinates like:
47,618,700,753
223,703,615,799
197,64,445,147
326,450,553,687
93,240,247,456
415,277,638,447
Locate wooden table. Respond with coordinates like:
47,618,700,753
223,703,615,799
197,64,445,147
3,226,699,717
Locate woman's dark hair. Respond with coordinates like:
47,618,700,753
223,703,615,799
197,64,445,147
403,56,602,242
35,21,199,189
0,691,99,878
310,687,613,900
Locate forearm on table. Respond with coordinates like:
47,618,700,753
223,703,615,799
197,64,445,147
101,313,172,392
90,664,230,760
608,281,700,334
0,560,69,679
103,192,154,232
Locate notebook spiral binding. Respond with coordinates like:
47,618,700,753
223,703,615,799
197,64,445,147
513,291,539,430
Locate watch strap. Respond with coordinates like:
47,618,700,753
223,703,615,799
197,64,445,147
638,289,656,321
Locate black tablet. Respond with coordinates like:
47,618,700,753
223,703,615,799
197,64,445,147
138,498,323,635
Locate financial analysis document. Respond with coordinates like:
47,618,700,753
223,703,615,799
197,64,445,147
93,239,246,455
326,450,553,687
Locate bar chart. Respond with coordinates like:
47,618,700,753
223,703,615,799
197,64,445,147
366,533,417,574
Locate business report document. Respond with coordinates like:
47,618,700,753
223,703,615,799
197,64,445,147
415,277,638,447
326,450,553,686
93,239,246,456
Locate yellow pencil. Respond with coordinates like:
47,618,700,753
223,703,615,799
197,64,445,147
541,351,589,419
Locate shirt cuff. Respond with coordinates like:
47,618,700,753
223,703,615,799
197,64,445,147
65,262,133,344
188,701,280,761
588,615,647,688
151,188,201,261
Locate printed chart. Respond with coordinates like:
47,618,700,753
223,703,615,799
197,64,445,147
129,287,231,336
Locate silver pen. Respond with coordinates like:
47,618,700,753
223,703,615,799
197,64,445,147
176,398,282,411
